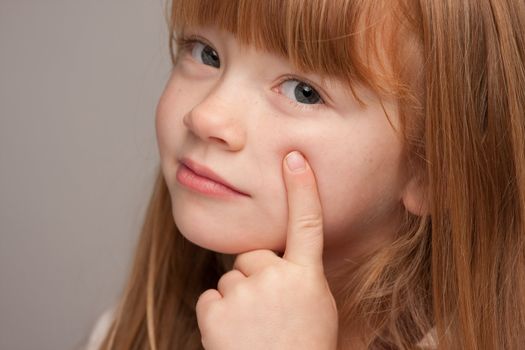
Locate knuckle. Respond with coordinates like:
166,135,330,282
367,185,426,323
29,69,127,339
233,251,251,267
196,290,219,318
217,271,230,288
260,265,282,283
229,281,250,299
294,213,323,229
217,270,241,292
216,281,225,295
233,249,276,270
232,250,251,270
232,253,246,269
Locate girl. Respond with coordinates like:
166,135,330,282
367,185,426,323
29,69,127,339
87,0,525,349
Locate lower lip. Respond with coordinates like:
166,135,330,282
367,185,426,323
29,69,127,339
176,163,248,198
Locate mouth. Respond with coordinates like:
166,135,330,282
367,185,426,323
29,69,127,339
176,158,250,198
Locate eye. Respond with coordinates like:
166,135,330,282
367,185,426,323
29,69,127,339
280,79,323,105
191,41,220,68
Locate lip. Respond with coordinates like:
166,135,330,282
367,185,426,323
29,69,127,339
177,157,250,197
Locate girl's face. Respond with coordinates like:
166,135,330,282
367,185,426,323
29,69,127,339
156,26,418,269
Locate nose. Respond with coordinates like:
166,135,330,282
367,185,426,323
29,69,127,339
183,88,247,151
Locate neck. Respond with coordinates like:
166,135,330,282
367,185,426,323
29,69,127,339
321,225,401,349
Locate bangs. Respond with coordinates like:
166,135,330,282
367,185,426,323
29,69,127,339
169,0,422,107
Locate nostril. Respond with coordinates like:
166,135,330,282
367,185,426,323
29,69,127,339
209,136,227,144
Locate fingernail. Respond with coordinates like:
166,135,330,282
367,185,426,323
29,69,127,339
286,151,306,172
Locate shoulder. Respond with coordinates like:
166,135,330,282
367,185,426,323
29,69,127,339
85,306,116,350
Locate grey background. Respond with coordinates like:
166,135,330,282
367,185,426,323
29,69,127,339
0,0,171,349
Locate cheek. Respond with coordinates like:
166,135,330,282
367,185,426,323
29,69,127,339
155,94,171,156
300,140,405,247
155,81,189,159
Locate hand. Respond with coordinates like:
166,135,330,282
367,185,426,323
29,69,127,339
195,151,339,350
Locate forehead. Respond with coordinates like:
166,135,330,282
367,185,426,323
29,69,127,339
170,0,421,109
172,1,391,71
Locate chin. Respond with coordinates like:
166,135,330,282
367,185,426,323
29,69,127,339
179,226,249,254
172,207,284,255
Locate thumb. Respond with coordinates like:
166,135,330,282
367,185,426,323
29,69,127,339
282,151,325,270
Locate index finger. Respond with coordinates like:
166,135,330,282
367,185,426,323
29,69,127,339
282,151,325,270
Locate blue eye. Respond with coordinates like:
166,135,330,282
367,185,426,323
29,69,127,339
191,41,220,68
281,80,323,105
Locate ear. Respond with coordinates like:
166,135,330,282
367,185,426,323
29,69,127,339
402,175,428,216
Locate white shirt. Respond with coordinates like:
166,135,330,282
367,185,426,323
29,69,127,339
85,307,436,349
85,307,115,350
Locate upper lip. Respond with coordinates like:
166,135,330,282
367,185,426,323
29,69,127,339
179,157,250,196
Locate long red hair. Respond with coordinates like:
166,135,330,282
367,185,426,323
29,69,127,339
98,0,525,348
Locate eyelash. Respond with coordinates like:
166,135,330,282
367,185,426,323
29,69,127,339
175,35,211,58
174,35,327,112
275,75,326,112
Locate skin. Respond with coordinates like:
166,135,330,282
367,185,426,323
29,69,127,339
155,26,423,273
155,25,426,348
196,152,339,349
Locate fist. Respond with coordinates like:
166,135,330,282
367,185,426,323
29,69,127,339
196,151,339,350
